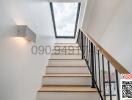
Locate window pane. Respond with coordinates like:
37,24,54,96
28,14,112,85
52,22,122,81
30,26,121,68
53,3,78,37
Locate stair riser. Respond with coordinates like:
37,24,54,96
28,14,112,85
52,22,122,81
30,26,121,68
50,55,81,59
37,92,99,100
54,43,79,47
46,67,89,74
52,49,81,55
48,60,87,66
53,46,80,50
42,77,91,85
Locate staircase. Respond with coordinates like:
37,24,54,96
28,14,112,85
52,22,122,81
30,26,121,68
36,43,99,100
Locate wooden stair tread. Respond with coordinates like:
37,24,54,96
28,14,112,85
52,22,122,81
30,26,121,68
38,86,97,92
47,66,87,67
48,59,87,66
44,73,91,77
51,54,81,55
55,43,78,45
55,43,77,44
49,59,85,60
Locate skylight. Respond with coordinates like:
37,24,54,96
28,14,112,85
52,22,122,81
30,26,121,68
50,3,80,38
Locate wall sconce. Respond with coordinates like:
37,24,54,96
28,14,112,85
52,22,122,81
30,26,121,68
17,25,36,42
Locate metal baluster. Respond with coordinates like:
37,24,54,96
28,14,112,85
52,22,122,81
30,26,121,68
78,30,81,48
98,50,101,92
79,30,81,49
83,35,86,58
86,38,89,63
91,42,95,88
79,30,81,46
81,31,84,59
94,46,97,82
108,61,112,100
89,40,91,69
102,55,106,100
77,30,79,44
115,70,120,100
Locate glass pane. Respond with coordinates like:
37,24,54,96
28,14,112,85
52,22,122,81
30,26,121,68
53,3,78,37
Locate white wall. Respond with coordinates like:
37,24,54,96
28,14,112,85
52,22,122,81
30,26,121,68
100,0,132,72
82,0,132,72
0,0,55,38
82,0,120,41
0,0,55,100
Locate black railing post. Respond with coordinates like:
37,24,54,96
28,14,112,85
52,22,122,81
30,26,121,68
81,31,84,59
102,55,106,100
107,61,112,100
94,46,97,82
77,30,79,44
98,50,101,91
86,38,88,62
89,40,91,68
115,70,120,100
91,42,95,88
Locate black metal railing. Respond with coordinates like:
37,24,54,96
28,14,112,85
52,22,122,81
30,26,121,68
77,29,129,100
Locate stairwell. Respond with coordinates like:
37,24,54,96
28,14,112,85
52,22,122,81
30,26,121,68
36,43,99,100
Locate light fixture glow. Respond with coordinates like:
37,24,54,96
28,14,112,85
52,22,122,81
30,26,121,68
17,25,36,42
9,37,28,47
13,37,28,44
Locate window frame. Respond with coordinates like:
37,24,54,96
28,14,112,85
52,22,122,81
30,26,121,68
50,2,81,38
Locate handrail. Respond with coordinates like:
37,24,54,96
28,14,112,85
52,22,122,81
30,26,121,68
80,28,129,74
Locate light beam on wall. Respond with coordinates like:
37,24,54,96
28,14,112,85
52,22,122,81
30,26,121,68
17,25,36,42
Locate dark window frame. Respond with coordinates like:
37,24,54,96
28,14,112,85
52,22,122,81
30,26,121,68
50,2,81,38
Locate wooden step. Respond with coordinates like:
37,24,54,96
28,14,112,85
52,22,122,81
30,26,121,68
44,73,91,77
50,54,82,59
52,49,81,55
53,46,80,51
53,43,80,50
48,59,87,67
54,43,79,47
42,73,91,86
46,66,89,74
38,86,97,92
37,86,99,100
37,42,99,100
